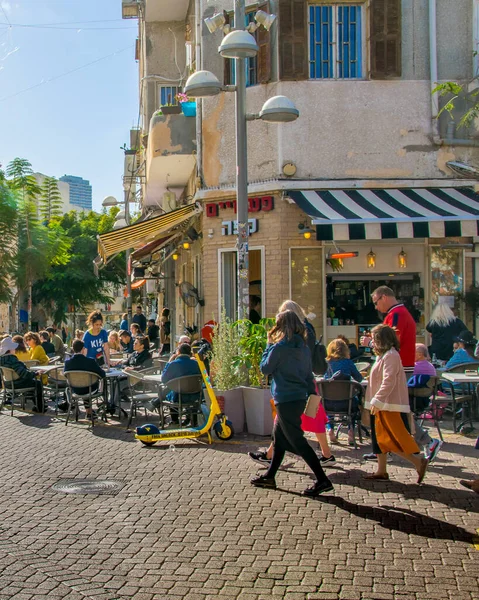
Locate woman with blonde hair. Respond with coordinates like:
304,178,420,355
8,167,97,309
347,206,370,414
426,301,466,361
364,324,429,483
279,300,316,355
108,331,121,352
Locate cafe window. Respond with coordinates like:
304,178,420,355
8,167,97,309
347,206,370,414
219,248,264,321
290,248,323,333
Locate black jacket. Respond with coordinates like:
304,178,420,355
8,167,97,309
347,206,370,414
121,349,152,370
132,313,147,333
0,354,35,384
64,353,106,395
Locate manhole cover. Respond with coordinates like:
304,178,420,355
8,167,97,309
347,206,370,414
51,479,124,495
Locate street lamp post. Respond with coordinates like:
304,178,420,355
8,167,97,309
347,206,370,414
103,195,133,327
185,2,299,320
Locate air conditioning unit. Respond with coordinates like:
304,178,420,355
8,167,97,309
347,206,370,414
122,0,140,19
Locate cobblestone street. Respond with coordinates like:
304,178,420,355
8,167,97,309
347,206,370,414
0,411,477,600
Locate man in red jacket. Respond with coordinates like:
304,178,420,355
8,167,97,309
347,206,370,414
361,286,416,367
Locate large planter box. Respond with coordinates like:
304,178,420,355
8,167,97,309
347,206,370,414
243,387,273,436
213,387,245,433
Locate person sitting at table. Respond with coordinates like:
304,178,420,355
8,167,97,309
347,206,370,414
119,330,134,354
108,331,121,353
12,335,30,362
117,336,153,371
40,331,56,357
444,330,477,369
167,335,191,362
324,338,363,446
75,329,84,341
407,344,443,462
62,339,106,419
0,336,44,412
152,343,202,425
46,326,65,360
24,332,49,366
336,334,362,361
130,323,141,338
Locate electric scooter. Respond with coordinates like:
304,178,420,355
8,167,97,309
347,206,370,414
134,353,234,446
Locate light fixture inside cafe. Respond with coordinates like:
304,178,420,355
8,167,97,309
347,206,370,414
172,253,179,261
367,248,376,268
182,241,190,250
398,248,407,269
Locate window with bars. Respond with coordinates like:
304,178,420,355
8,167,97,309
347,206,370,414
308,4,363,79
157,85,180,106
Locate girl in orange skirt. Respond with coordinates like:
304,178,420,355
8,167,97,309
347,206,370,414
364,324,429,483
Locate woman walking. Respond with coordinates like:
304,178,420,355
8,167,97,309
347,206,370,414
364,324,429,483
250,310,334,497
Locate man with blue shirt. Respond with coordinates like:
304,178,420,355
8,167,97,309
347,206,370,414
152,343,202,424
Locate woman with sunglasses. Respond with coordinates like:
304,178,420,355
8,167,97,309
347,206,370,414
250,310,334,497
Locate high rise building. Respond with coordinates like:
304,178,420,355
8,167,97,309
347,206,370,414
59,175,92,211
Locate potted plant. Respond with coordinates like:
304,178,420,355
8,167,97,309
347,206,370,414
210,306,246,432
159,93,182,115
177,92,196,117
233,318,275,436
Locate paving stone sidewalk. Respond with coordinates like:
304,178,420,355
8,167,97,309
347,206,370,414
0,411,477,600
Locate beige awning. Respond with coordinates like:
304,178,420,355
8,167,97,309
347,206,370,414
97,203,201,263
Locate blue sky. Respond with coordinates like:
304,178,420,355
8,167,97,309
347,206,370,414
0,0,138,211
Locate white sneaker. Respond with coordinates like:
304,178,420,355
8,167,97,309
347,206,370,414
426,439,443,462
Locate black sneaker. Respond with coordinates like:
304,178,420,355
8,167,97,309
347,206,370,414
57,401,69,412
250,475,276,489
302,479,334,497
248,451,271,465
362,453,377,461
319,455,336,465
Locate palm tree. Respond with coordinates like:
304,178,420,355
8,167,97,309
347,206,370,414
0,169,18,327
39,176,63,223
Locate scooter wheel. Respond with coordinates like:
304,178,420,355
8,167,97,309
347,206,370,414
140,440,156,447
214,420,234,440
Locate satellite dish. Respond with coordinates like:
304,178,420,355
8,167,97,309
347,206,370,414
446,161,479,179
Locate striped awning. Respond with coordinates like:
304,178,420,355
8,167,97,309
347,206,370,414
289,188,479,240
97,203,201,263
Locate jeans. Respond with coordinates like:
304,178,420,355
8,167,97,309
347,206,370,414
265,400,329,483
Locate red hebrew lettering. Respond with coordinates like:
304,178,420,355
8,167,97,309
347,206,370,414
249,197,261,212
206,203,218,217
261,196,274,211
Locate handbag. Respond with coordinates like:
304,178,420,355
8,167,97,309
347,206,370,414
304,394,322,418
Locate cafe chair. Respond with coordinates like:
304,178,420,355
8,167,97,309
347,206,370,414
124,367,163,430
24,360,40,368
354,362,371,374
160,374,204,429
0,366,37,415
436,362,479,437
63,371,105,427
152,357,169,371
316,379,364,449
43,366,68,414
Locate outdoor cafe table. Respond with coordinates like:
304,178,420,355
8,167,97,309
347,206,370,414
30,364,64,375
441,371,479,421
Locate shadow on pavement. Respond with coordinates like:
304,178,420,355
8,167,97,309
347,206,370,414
15,414,58,429
317,496,475,543
330,468,479,513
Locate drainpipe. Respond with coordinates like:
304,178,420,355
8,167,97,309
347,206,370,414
429,0,442,145
195,0,203,185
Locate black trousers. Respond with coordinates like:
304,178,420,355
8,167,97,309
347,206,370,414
265,400,329,483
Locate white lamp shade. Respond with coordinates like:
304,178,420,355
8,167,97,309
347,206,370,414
219,30,259,58
184,70,222,97
204,12,225,34
259,95,299,123
102,195,118,207
113,218,127,229
116,210,126,219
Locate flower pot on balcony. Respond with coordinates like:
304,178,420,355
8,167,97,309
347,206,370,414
161,105,182,115
243,387,274,436
181,101,196,117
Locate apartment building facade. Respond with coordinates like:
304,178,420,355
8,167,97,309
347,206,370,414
114,0,479,344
